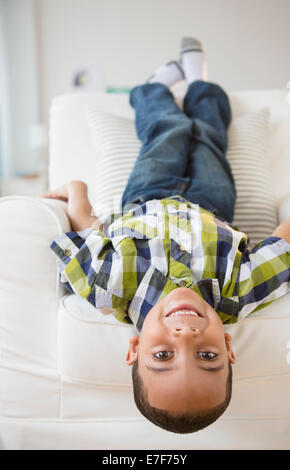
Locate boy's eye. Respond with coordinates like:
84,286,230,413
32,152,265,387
198,352,217,361
153,351,173,361
153,351,218,361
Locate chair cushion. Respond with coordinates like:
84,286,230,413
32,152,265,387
87,107,278,249
57,292,290,422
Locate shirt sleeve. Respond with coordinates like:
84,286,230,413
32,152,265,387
49,228,133,324
238,235,290,319
50,228,91,296
49,228,114,305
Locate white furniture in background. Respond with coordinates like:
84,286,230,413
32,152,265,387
0,84,290,450
1,176,47,197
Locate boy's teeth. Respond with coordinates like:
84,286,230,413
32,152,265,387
169,309,199,317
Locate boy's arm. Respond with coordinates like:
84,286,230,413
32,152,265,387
271,217,290,243
65,181,102,231
237,227,290,320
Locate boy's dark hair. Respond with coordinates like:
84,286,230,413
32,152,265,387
132,358,233,434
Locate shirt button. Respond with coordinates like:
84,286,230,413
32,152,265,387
178,280,187,287
64,249,72,257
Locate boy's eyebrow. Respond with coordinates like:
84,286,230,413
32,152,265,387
145,365,176,373
145,363,225,373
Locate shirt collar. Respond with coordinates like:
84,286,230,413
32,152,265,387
128,265,227,332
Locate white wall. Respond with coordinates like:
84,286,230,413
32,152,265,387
0,0,10,179
38,0,290,125
1,0,39,177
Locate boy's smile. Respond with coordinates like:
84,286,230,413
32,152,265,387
126,287,235,414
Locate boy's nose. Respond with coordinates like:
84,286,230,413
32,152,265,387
174,326,200,335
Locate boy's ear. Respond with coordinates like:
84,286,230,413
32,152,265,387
126,335,139,366
224,333,236,364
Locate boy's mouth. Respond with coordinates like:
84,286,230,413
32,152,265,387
165,304,203,318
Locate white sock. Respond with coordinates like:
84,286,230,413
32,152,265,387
180,37,207,84
146,60,184,88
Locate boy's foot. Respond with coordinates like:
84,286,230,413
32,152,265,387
180,37,208,84
146,59,185,88
39,183,69,202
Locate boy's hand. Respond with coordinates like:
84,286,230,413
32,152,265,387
39,183,69,202
40,180,100,231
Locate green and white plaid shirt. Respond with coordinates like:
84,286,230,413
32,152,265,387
50,195,290,332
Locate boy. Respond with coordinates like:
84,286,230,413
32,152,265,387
40,38,290,434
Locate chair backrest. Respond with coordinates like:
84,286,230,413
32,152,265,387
49,85,290,207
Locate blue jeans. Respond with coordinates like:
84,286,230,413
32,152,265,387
121,80,237,223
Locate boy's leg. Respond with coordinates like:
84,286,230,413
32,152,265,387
121,82,192,210
178,37,236,223
182,80,237,223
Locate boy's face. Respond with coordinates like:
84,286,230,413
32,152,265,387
126,287,235,415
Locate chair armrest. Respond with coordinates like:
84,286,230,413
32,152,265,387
0,194,70,237
0,196,71,374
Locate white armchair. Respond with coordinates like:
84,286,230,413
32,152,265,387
0,85,290,450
